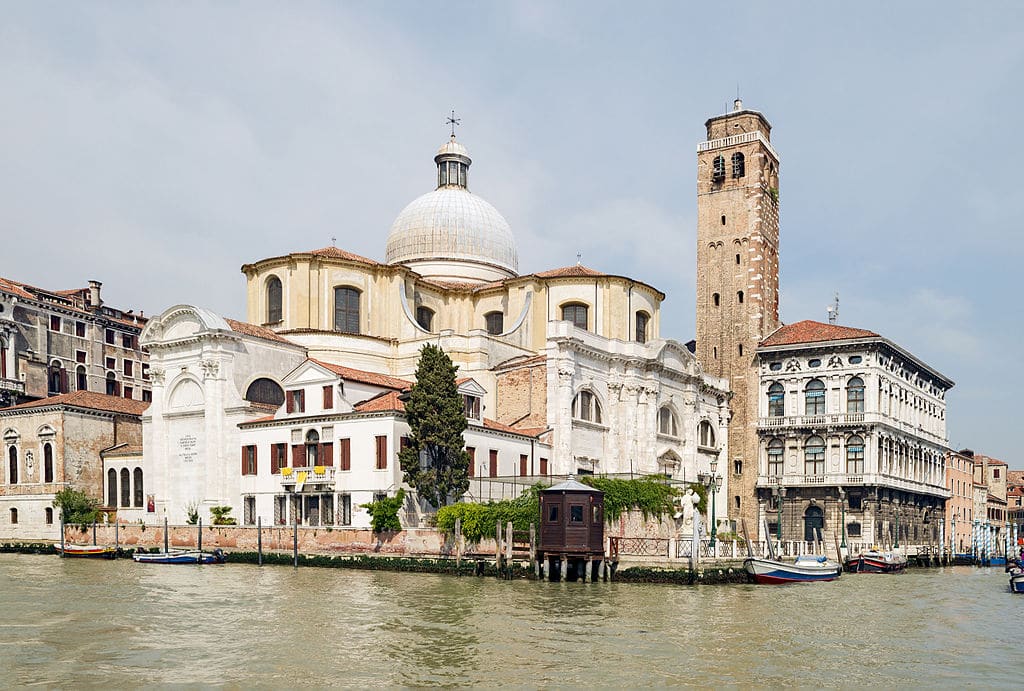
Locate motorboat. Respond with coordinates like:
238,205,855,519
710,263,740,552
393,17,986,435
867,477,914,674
744,554,842,584
844,549,907,574
54,543,116,559
1010,563,1024,594
133,549,226,565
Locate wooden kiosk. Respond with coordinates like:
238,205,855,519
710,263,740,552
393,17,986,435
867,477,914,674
537,477,607,581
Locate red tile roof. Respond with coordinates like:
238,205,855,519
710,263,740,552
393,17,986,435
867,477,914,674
4,391,150,416
224,318,295,345
309,246,379,265
494,354,547,370
0,276,44,300
311,359,411,390
353,390,406,413
534,264,605,278
760,320,880,347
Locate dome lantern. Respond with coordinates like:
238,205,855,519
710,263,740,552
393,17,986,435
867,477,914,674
436,135,471,190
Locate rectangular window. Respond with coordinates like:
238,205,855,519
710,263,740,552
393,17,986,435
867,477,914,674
733,459,743,475
122,334,132,348
123,386,133,399
467,446,475,477
548,505,558,522
569,505,584,523
463,395,480,419
242,445,257,475
244,496,256,525
323,385,333,410
142,363,150,380
994,468,1001,479
75,322,86,338
105,329,115,345
292,444,305,468
540,457,548,475
105,357,115,370
274,496,287,525
141,390,152,403
339,438,351,471
286,390,305,414
271,443,287,474
123,360,133,376
75,350,87,364
339,494,352,526
489,450,498,477
50,315,61,332
520,454,528,477
320,441,333,467
375,435,388,470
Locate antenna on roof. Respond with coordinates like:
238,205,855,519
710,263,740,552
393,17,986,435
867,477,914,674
826,292,839,324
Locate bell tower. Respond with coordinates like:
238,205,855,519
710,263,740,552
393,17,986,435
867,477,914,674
695,99,781,537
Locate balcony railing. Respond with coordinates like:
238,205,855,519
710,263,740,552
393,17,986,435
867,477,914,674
756,472,950,497
0,377,25,394
279,466,336,488
758,411,946,444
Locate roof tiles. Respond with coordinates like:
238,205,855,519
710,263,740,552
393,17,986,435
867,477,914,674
4,391,150,416
760,320,879,347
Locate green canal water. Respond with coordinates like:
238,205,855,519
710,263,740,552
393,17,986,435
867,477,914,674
0,554,1018,687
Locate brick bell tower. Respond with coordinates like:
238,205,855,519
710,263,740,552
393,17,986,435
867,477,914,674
695,99,781,538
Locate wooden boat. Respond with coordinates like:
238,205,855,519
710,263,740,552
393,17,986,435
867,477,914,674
1009,566,1024,594
744,554,843,584
133,548,226,565
844,549,907,574
54,543,116,559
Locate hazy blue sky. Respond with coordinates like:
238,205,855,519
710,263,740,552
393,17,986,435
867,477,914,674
2,2,1021,462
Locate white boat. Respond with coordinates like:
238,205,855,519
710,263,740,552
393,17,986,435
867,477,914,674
744,554,842,584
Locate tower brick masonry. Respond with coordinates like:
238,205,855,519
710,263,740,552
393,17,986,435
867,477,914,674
695,100,781,539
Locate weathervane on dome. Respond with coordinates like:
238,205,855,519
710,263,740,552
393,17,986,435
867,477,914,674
446,109,461,138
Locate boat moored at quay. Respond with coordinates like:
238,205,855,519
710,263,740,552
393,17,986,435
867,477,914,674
844,549,908,574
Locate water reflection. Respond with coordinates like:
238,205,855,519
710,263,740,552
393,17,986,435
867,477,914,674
0,556,1016,687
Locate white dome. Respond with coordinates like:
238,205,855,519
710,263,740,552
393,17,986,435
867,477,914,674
385,188,518,277
385,136,518,281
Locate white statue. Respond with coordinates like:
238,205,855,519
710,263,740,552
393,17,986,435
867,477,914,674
676,488,700,536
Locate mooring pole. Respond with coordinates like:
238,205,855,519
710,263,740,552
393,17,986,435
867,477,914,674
92,520,97,546
115,521,119,553
164,516,169,554
60,516,65,558
257,516,263,566
293,513,298,567
198,517,203,552
455,517,462,567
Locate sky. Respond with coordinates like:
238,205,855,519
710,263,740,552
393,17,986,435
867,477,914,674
1,2,1021,463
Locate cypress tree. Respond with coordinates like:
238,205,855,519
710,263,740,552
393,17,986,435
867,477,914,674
399,344,470,509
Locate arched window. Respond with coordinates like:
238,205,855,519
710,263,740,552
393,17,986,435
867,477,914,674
572,391,602,424
76,365,87,391
133,467,144,507
658,406,678,437
737,290,744,304
45,507,53,525
305,429,320,467
8,446,17,484
484,311,504,335
9,508,17,524
334,287,361,334
803,505,824,542
731,152,745,178
266,276,283,323
804,435,825,475
415,306,434,332
245,378,285,407
767,382,785,417
767,438,784,476
712,155,725,181
846,435,865,474
847,376,865,413
43,443,53,483
635,311,649,344
712,293,720,307
805,379,825,415
106,372,119,397
120,468,130,507
698,421,716,448
561,303,588,330
107,468,117,507
48,363,66,395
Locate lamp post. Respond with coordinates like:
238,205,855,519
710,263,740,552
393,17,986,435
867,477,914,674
894,507,900,549
838,487,847,550
951,514,957,555
704,459,721,546
774,485,785,542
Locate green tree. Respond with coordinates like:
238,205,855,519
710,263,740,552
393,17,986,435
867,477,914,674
52,487,100,524
399,344,471,509
363,489,406,533
210,506,237,525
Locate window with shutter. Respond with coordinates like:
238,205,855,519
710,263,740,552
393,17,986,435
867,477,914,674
375,436,387,470
519,454,528,477
467,447,475,477
292,444,304,468
333,287,361,334
323,385,333,410
339,438,351,471
540,457,548,475
320,442,333,467
489,450,498,477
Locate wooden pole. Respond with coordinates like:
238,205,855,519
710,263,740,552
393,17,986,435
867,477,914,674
60,516,65,558
115,521,119,553
530,524,538,580
505,521,513,578
257,516,263,566
293,512,298,567
198,517,203,552
163,516,169,554
495,520,503,571
92,520,97,545
559,555,567,582
455,517,462,567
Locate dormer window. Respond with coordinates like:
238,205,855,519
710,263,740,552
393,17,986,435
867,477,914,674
286,389,305,414
463,394,481,420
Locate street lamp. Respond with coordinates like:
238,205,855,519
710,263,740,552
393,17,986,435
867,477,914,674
951,514,957,555
774,485,785,542
704,459,722,546
838,487,847,550
894,504,900,549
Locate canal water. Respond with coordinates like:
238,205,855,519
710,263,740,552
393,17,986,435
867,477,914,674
0,554,1017,687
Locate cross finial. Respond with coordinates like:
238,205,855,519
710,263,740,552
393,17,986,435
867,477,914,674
446,109,461,138
576,251,582,265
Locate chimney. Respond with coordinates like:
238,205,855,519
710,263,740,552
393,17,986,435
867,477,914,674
88,280,103,310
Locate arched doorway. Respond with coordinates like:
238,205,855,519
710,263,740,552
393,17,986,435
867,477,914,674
803,505,824,542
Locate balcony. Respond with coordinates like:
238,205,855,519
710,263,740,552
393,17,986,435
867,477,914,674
0,377,25,395
756,472,950,498
279,466,336,489
758,411,946,444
